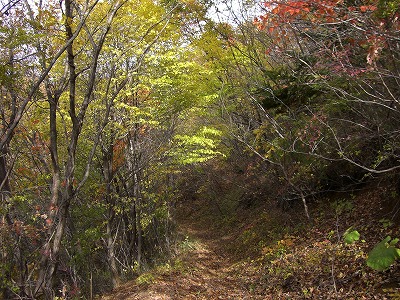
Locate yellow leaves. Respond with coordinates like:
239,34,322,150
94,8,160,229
264,145,275,159
170,126,225,165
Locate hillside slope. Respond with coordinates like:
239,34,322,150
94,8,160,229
100,178,400,299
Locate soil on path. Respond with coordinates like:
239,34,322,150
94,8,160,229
100,203,263,300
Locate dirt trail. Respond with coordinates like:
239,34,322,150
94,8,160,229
101,204,263,300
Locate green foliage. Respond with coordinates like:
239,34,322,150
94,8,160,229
376,0,400,18
135,272,156,286
379,218,394,229
2,0,399,295
170,126,225,165
332,199,354,215
343,228,360,244
340,225,400,271
367,236,400,271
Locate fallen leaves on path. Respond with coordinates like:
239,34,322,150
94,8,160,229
101,183,400,300
100,223,263,300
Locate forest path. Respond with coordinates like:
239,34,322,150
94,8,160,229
100,201,263,299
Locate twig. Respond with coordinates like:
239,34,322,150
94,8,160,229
331,262,338,298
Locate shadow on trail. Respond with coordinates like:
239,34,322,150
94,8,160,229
101,199,264,300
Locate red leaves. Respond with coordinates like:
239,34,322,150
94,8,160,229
360,5,377,12
255,0,380,33
258,0,339,23
254,0,391,75
12,220,40,244
112,139,126,172
271,1,313,19
263,1,274,8
255,0,341,35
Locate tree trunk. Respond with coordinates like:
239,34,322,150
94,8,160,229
103,146,120,288
0,151,13,300
34,92,62,298
35,1,77,296
0,151,11,194
133,173,143,269
34,0,124,295
300,190,310,220
106,215,120,287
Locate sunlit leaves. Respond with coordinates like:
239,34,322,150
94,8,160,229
170,126,225,165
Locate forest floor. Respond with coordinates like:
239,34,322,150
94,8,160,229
100,179,400,299
100,200,263,299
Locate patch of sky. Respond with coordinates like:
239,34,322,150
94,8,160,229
207,0,262,24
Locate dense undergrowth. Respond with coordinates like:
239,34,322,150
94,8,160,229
182,168,400,298
229,189,400,298
1,1,399,298
102,157,400,299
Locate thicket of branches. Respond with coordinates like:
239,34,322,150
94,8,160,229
0,0,399,298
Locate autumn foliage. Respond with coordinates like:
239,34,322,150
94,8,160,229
254,0,399,71
1,0,400,298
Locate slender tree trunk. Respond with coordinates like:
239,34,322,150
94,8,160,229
35,1,123,295
35,1,77,297
106,215,120,287
129,201,138,264
0,150,13,300
118,174,138,267
103,146,120,287
34,93,62,298
133,172,143,269
127,128,143,270
41,0,79,292
0,152,11,194
0,148,12,226
300,190,310,220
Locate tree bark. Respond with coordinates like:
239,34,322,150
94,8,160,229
134,173,143,269
34,1,77,297
103,145,120,288
0,150,13,300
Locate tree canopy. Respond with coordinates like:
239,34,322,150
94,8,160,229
0,0,399,298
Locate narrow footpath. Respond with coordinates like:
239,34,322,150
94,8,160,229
100,201,264,299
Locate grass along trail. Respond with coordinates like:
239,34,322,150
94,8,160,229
100,183,400,299
100,200,263,299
